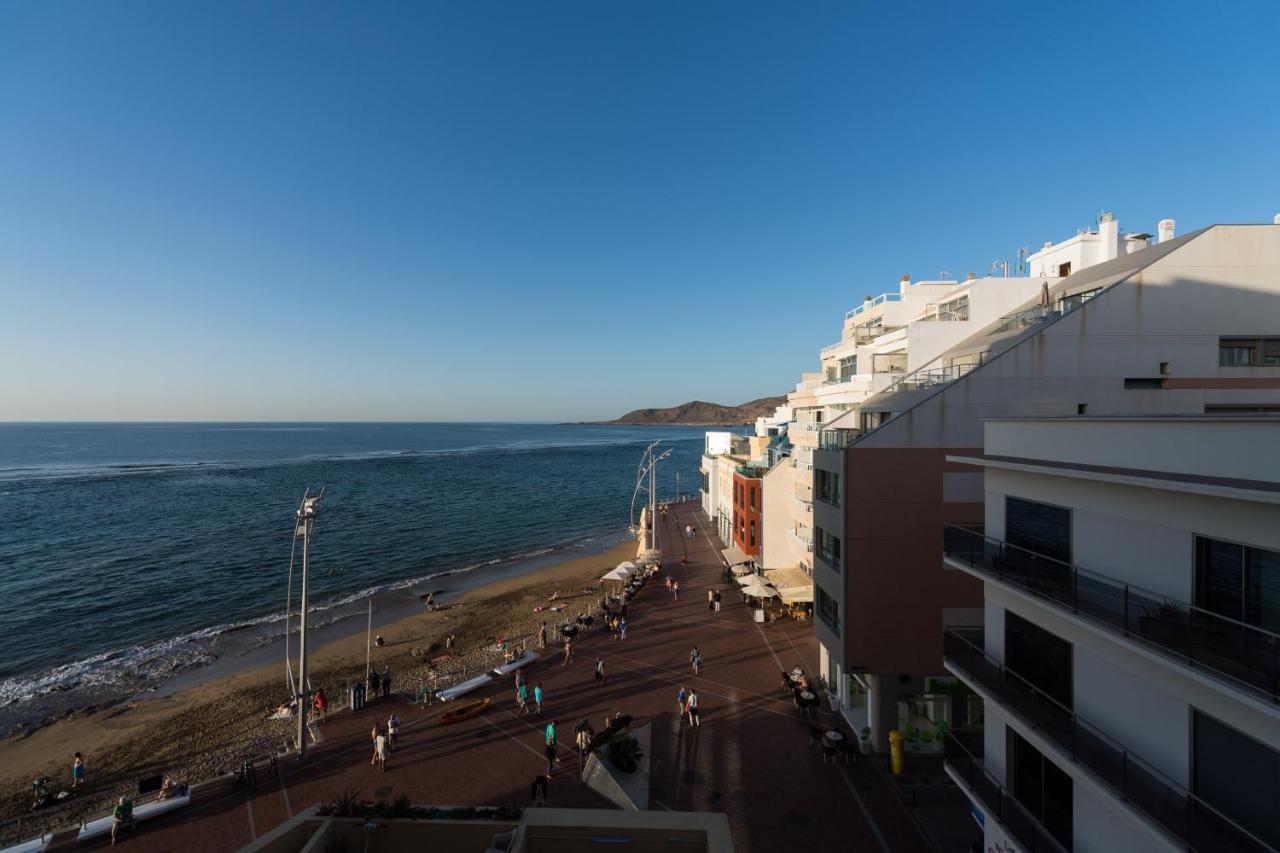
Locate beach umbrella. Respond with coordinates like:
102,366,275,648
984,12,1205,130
734,573,756,586
601,568,629,581
617,561,638,572
730,563,753,576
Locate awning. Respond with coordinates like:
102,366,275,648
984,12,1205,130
765,567,813,604
721,545,751,567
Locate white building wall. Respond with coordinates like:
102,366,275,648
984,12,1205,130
762,462,801,570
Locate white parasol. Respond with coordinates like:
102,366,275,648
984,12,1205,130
730,563,753,576
741,578,780,598
601,568,630,581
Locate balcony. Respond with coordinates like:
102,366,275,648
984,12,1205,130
845,292,902,319
819,428,859,450
884,352,989,394
735,464,768,479
944,628,1275,853
943,731,1069,853
943,525,1280,705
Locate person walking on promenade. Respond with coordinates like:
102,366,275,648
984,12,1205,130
677,685,688,717
707,588,714,610
686,689,701,726
534,683,544,715
575,720,594,768
594,656,606,686
672,579,679,599
388,713,400,751
544,720,560,774
713,589,722,613
72,752,86,789
382,665,392,699
682,554,688,569
690,645,702,675
539,621,548,648
374,727,388,772
665,576,672,593
619,618,628,641
685,524,693,539
531,774,549,806
517,681,530,716
370,723,381,765
314,688,328,722
563,639,574,666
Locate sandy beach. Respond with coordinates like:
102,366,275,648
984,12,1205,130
0,539,636,830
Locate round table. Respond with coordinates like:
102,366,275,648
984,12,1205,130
799,690,816,703
824,730,844,744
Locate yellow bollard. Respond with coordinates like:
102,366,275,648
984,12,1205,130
889,730,904,775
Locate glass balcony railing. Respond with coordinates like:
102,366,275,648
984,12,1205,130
942,525,1280,704
944,628,1276,853
818,428,859,450
734,464,768,479
943,730,1069,853
845,292,903,319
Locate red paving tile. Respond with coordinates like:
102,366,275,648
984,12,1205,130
56,501,931,853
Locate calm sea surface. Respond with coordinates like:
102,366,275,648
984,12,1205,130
0,423,717,723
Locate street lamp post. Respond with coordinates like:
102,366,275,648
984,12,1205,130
294,488,323,760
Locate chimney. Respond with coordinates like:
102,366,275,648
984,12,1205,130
899,274,911,295
1158,219,1176,243
1098,211,1119,260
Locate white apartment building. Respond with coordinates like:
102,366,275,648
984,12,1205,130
943,416,1280,853
699,431,769,550
809,217,1280,756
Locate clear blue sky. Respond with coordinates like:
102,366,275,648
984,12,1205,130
2,2,1277,421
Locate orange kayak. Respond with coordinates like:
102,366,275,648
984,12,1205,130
439,697,490,724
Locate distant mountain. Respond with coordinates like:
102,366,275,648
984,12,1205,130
597,396,787,426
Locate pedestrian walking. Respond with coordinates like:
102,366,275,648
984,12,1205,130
562,639,573,666
575,720,594,768
534,683,544,715
676,685,687,717
707,589,714,610
72,752,85,788
517,682,530,716
682,554,688,569
690,645,701,675
544,720,560,774
539,621,548,648
713,589,722,613
375,728,388,771
387,713,400,751
110,796,133,846
594,656,606,686
672,580,679,599
685,524,693,539
687,689,701,726
370,723,381,765
619,618,627,641
382,665,392,698
531,774,549,806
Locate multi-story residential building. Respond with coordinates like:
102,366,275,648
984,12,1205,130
811,219,1280,755
732,462,765,559
700,431,769,561
942,416,1279,853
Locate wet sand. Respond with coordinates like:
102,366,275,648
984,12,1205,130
0,539,635,828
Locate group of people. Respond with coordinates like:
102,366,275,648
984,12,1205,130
665,576,680,598
369,712,401,772
514,669,546,716
675,684,701,726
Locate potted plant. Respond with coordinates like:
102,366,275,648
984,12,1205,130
858,726,872,754
607,736,644,774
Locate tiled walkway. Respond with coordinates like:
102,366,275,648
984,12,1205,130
49,501,932,853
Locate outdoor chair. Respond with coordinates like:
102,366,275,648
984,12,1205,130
808,725,824,748
821,743,838,764
838,742,856,765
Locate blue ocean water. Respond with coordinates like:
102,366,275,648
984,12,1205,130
0,422,715,719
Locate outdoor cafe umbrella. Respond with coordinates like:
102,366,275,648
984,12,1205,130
601,568,629,581
741,578,780,599
616,561,638,573
730,563,753,576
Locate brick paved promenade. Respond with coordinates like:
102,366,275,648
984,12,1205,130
48,501,932,853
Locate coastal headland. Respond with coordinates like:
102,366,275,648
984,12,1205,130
0,539,636,829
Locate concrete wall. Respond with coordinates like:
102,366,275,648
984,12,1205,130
761,462,801,570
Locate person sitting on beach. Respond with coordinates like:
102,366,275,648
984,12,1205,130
111,796,134,846
375,634,385,647
157,776,178,801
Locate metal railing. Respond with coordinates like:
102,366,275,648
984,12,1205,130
845,292,903,319
943,730,1070,853
883,351,989,394
942,525,1280,704
943,628,1277,853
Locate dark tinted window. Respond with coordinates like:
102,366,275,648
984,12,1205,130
1005,610,1072,709
1194,711,1280,849
1006,497,1071,563
1196,536,1280,632
1010,729,1073,850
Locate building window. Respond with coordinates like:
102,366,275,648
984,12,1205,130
817,586,841,635
1009,729,1073,849
1006,496,1071,564
700,472,709,492
839,355,858,378
1195,536,1280,632
1220,337,1280,367
749,486,756,511
816,527,842,571
1005,610,1072,710
816,470,841,506
1057,261,1072,277
1193,711,1280,849
733,482,739,503
749,521,756,547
